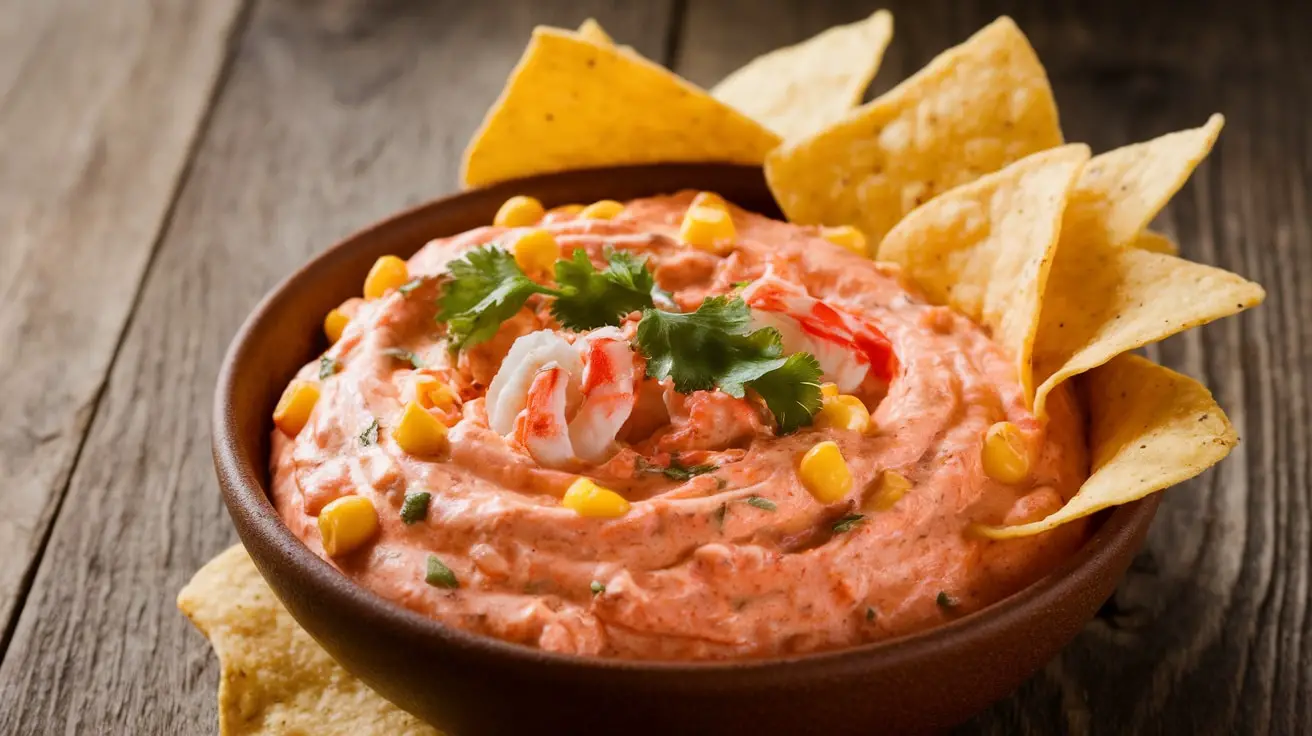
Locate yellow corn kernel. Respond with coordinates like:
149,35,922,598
273,380,320,437
363,255,409,299
318,495,379,557
554,203,585,216
690,191,728,211
578,199,625,220
511,228,560,273
561,478,631,518
798,440,852,503
413,375,457,411
819,382,839,398
815,394,871,433
867,470,912,511
679,205,736,253
821,225,868,256
323,308,350,344
494,195,546,227
392,401,449,456
982,421,1030,484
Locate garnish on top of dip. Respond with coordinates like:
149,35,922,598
269,191,1092,660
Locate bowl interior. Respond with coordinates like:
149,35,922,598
213,162,1159,714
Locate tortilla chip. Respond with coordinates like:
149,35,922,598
1132,230,1179,255
1064,115,1224,248
462,28,781,188
179,546,440,736
1031,119,1264,417
879,145,1089,399
576,18,613,45
764,16,1062,249
979,353,1238,538
710,10,894,141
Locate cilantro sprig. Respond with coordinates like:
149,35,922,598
634,297,823,433
551,249,660,330
435,245,658,348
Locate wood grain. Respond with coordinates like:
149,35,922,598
0,0,675,733
0,0,246,643
680,0,1309,732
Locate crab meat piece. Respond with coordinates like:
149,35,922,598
491,328,638,468
741,270,897,392
485,331,582,436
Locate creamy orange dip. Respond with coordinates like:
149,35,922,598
271,192,1090,661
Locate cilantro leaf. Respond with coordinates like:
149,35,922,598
633,296,822,432
635,296,777,393
550,248,656,330
435,246,555,349
748,352,823,434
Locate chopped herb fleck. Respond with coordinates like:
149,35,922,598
425,555,459,589
636,457,718,481
400,491,432,524
397,277,425,295
713,503,728,529
358,418,379,446
832,514,866,533
381,348,424,369
936,591,957,609
731,280,753,289
866,606,877,621
745,496,777,512
318,355,340,380
590,580,605,596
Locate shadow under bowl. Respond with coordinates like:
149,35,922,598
213,163,1161,735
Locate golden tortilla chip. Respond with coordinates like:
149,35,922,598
462,28,781,188
979,353,1238,538
879,145,1089,399
1063,115,1223,247
1031,118,1264,417
1132,230,1179,255
764,16,1062,249
576,18,613,45
710,10,894,141
179,545,440,736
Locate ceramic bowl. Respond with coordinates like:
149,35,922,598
213,163,1160,735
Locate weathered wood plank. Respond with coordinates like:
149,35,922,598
678,0,1309,733
0,0,246,645
0,0,676,732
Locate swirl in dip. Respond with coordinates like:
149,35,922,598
270,191,1090,661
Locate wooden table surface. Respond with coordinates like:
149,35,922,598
0,0,1306,733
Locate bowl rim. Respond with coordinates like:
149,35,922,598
213,162,1160,681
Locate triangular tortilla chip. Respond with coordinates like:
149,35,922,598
711,10,894,141
576,18,613,45
764,16,1062,249
462,28,781,188
179,546,440,736
979,353,1238,538
1063,115,1224,248
1031,118,1264,417
879,144,1089,400
1132,230,1178,255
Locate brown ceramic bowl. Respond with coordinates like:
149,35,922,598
213,163,1161,735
